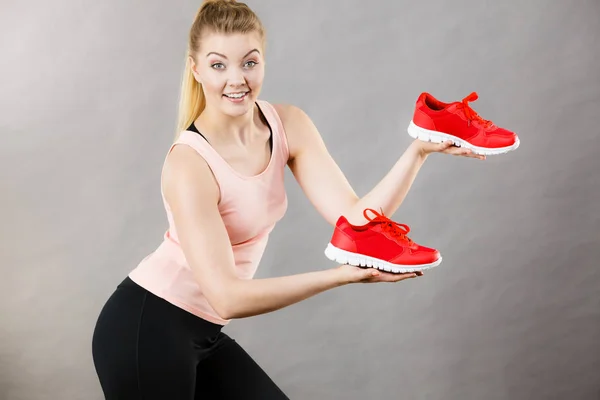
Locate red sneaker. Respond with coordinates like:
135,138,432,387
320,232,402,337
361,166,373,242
407,92,520,155
324,208,442,273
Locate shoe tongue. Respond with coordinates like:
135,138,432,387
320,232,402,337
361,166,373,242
371,217,391,227
379,221,405,238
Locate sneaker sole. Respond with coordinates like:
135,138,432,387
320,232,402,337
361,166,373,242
324,243,442,273
407,120,520,155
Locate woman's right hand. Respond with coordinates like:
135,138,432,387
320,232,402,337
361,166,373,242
335,264,423,285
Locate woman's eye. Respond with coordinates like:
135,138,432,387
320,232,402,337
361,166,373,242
245,61,257,68
211,63,225,69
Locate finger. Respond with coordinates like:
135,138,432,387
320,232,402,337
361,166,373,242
440,140,454,150
452,148,479,158
464,151,486,160
442,146,465,155
367,269,420,282
384,272,417,282
441,146,486,160
397,273,418,281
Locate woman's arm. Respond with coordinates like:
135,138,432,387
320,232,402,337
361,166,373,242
276,104,480,226
162,145,416,320
349,140,427,224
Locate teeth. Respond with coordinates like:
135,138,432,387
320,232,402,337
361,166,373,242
225,92,247,99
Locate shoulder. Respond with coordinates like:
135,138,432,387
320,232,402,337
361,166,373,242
271,103,321,161
162,143,220,205
271,103,311,127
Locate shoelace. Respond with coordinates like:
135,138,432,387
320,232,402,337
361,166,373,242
458,92,493,128
363,208,413,244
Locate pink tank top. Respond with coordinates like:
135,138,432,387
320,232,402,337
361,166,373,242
128,100,289,325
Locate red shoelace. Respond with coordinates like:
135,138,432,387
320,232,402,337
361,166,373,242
363,208,413,244
458,92,493,128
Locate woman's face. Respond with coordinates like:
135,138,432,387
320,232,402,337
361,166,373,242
191,31,265,117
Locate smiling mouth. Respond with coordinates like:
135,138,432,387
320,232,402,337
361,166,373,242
223,91,249,99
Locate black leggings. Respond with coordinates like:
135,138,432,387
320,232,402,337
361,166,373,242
92,277,289,400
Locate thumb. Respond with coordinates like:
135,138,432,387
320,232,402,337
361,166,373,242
440,140,453,149
364,268,380,278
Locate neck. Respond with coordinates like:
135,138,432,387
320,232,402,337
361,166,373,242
197,102,258,144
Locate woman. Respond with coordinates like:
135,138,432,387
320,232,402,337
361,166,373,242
91,1,483,399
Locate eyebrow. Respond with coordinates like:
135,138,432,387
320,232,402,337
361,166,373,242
206,49,260,59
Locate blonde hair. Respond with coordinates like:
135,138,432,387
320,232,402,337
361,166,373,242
174,0,266,139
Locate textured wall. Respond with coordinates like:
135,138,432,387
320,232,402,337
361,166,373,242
1,0,599,399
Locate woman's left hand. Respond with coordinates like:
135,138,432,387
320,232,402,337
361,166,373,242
416,139,486,160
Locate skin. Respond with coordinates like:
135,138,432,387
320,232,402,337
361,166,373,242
162,31,485,320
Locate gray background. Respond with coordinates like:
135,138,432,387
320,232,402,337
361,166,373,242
1,0,599,399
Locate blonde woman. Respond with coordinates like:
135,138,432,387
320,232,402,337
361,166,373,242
91,1,482,398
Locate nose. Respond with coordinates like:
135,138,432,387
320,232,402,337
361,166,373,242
227,67,247,88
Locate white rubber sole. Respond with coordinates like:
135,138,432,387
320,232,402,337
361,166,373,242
324,243,442,273
407,120,520,155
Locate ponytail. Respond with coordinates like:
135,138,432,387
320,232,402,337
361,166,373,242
174,54,205,139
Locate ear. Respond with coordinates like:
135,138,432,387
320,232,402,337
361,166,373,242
188,56,202,84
